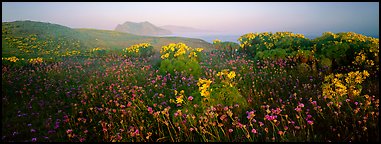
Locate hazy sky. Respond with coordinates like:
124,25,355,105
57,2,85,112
2,2,379,36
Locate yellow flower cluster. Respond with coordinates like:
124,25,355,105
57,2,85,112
90,47,103,52
124,43,151,54
195,48,204,52
197,78,212,99
353,51,374,66
213,39,221,44
216,69,236,87
216,69,236,79
4,34,40,53
61,50,81,57
322,70,370,101
2,56,20,62
238,32,306,49
160,43,201,60
28,57,43,64
188,51,197,59
174,90,185,104
161,53,170,59
346,70,370,84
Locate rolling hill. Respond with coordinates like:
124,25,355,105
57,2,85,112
2,20,213,58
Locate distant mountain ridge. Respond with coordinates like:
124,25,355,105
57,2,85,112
114,21,172,36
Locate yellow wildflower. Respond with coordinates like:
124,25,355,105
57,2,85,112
363,70,370,77
196,48,204,52
213,39,221,44
200,90,210,97
227,71,236,79
176,96,184,104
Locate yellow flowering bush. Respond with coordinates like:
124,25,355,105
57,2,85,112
61,50,81,57
90,47,102,52
159,43,203,77
2,56,20,63
322,70,370,107
193,69,247,114
212,39,221,44
160,43,202,60
89,47,106,56
314,32,379,69
124,43,153,57
28,57,43,64
238,32,312,58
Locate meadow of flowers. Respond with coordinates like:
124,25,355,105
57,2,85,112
2,31,379,142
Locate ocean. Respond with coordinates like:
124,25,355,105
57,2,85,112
159,33,241,44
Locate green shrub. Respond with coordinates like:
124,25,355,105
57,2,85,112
238,32,312,58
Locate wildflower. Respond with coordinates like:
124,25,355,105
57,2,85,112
200,89,210,97
295,107,302,112
228,129,233,133
251,128,257,134
227,71,236,79
176,96,184,104
32,138,37,142
147,107,153,114
278,130,284,136
66,129,73,134
237,122,244,128
80,137,85,142
188,96,193,101
307,120,314,125
213,39,221,44
31,129,36,133
146,132,152,139
227,109,233,117
311,101,317,106
220,114,227,121
134,129,140,136
196,48,204,52
363,70,370,77
247,111,255,120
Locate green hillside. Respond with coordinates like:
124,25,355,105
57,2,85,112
2,20,213,59
75,28,213,53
